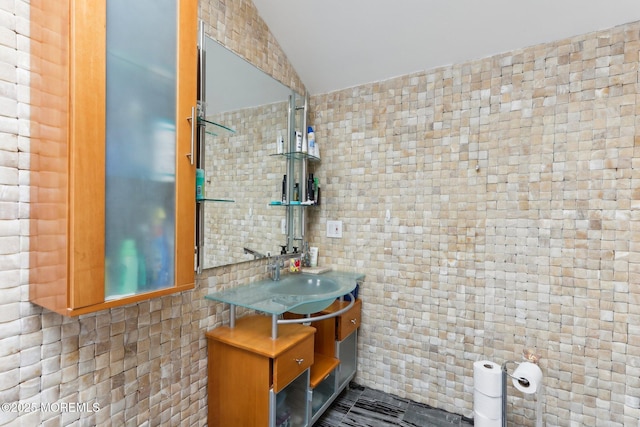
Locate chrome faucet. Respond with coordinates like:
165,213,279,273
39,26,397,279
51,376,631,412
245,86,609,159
243,247,266,259
268,252,300,281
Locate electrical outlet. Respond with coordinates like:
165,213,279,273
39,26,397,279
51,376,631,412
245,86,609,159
327,220,343,238
281,219,287,235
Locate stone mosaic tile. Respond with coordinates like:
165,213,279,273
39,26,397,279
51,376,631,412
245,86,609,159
306,20,640,427
4,0,640,425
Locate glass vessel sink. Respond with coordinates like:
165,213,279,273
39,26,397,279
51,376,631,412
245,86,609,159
205,271,364,316
271,275,341,314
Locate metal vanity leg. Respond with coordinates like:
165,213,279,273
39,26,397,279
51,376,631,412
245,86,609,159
502,361,509,427
272,314,278,339
502,366,507,427
230,304,236,328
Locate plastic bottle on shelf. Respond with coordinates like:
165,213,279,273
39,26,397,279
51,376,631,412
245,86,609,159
281,175,287,203
295,131,302,152
277,133,284,154
293,183,300,202
307,126,316,157
307,173,314,202
196,168,205,201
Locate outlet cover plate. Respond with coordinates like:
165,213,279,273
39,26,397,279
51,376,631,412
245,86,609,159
327,220,343,238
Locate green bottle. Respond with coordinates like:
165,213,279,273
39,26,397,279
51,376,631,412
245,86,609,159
196,168,205,201
119,239,139,295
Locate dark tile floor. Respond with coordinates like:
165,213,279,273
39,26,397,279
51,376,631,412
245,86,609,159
315,383,474,427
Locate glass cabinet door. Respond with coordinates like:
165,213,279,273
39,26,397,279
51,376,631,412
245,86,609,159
311,370,337,421
271,370,310,427
337,331,358,389
29,0,196,315
104,0,178,299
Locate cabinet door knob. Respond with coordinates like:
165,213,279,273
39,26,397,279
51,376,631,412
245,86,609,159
295,358,304,365
350,319,357,325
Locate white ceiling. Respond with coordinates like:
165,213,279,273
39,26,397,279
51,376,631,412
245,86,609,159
252,0,640,95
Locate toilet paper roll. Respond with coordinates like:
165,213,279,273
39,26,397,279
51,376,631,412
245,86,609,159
473,389,502,420
473,360,502,397
474,410,502,427
512,361,543,394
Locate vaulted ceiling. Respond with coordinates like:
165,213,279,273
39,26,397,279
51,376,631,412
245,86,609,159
252,0,640,94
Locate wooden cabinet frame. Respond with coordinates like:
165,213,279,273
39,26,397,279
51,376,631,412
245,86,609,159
206,315,315,427
29,0,198,315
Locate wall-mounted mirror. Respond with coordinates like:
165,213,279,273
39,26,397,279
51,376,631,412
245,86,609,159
199,35,302,269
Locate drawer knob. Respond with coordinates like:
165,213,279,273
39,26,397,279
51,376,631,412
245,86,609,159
350,319,357,324
295,358,304,365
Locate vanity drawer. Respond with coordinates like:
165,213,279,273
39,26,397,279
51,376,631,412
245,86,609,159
336,299,362,341
273,334,314,392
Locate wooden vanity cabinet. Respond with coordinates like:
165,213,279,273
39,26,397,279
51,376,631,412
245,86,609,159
29,0,198,315
309,299,362,423
330,299,362,388
206,299,362,426
334,298,362,341
206,315,315,427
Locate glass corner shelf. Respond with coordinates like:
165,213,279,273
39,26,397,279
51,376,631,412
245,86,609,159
270,151,320,162
269,201,318,207
198,117,236,136
197,198,235,203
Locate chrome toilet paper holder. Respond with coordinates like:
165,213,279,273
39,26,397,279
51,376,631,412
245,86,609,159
501,349,541,427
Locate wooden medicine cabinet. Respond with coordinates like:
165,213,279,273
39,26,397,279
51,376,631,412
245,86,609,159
29,0,198,315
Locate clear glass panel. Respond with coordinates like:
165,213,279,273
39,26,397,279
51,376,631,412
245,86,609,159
104,0,177,299
312,370,336,419
273,371,309,427
337,331,357,388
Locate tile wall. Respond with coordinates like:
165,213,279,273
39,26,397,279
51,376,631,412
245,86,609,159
307,20,640,427
1,0,299,425
3,0,639,424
